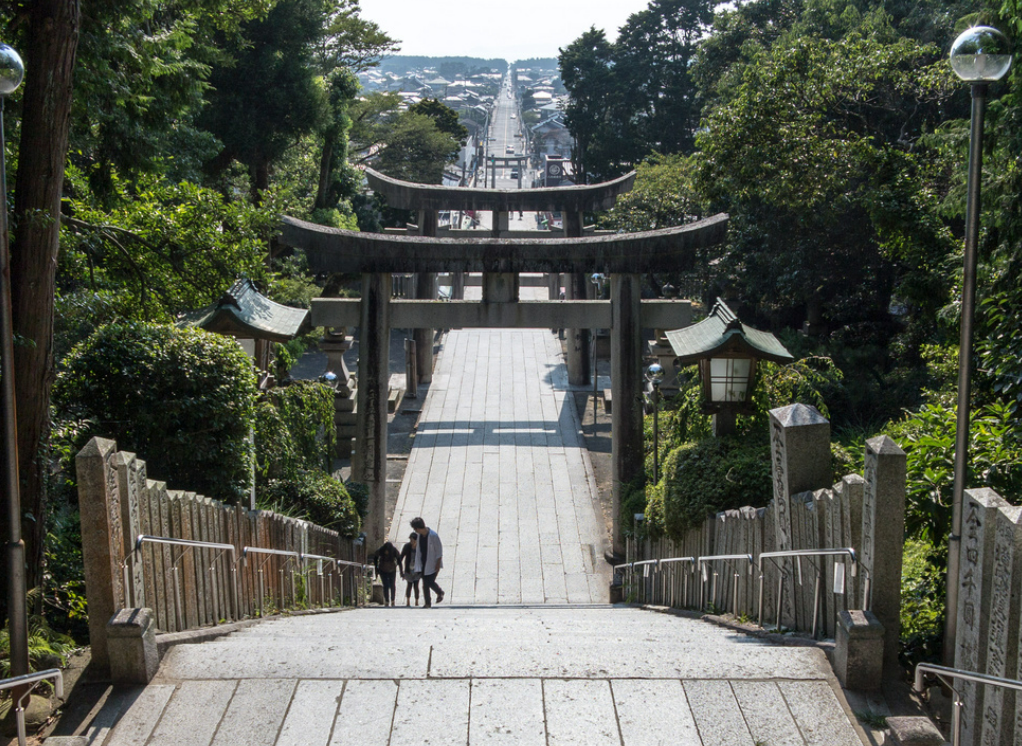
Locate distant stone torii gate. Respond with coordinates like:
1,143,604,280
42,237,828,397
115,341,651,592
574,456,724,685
277,168,729,555
487,154,528,188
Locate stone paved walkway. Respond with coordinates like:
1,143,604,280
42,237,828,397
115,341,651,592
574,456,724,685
99,606,865,746
387,298,609,604
65,289,867,746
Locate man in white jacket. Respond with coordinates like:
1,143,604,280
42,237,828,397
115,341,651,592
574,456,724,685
411,516,444,607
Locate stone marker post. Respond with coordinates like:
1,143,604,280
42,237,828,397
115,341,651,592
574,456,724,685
354,272,392,550
861,435,906,678
950,488,1009,746
611,274,642,557
768,404,831,628
76,437,126,672
983,500,1022,746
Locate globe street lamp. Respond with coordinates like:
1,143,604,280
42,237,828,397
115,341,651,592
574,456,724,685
944,26,1013,667
0,42,27,679
645,363,665,483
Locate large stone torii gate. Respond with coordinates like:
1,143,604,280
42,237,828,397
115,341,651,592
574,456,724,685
278,168,728,555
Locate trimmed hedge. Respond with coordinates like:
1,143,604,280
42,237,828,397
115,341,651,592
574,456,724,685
646,436,773,540
54,323,258,503
262,471,360,537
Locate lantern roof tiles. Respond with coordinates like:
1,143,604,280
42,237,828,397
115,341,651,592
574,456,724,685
665,299,793,365
177,278,310,343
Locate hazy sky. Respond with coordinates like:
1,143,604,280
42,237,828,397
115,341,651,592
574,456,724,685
358,0,654,61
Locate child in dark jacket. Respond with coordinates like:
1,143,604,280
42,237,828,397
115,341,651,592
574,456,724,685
372,541,401,607
399,532,420,607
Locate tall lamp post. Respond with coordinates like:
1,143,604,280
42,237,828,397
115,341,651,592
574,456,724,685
0,42,27,679
944,26,1013,667
645,363,665,483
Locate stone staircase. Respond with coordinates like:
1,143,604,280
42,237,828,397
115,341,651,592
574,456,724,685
61,605,868,746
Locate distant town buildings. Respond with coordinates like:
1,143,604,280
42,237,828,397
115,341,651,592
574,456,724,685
358,58,572,181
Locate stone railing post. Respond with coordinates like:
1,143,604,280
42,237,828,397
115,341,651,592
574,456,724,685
768,404,831,628
113,451,146,608
76,437,126,672
861,435,906,678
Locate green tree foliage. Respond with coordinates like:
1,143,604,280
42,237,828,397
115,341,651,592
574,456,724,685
255,381,337,482
373,111,462,184
599,153,702,232
559,27,625,183
558,0,712,181
54,324,258,503
60,168,279,318
696,30,955,332
409,98,469,149
200,0,333,198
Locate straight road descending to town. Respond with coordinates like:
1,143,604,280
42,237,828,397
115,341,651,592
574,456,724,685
388,284,609,604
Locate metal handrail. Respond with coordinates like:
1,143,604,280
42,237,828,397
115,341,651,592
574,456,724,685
242,546,303,614
756,547,867,636
124,535,239,628
0,669,64,746
242,546,300,562
914,663,1022,746
614,559,660,572
697,553,754,616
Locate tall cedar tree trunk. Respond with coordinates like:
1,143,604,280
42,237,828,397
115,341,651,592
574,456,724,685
4,0,81,614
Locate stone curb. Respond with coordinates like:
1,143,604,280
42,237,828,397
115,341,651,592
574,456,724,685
641,604,836,651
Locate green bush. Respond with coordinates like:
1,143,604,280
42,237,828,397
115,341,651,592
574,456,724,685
344,480,370,520
649,436,773,540
54,323,257,503
900,538,945,666
255,381,337,482
261,471,360,537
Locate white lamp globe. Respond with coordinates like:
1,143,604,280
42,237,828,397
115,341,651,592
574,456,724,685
0,44,24,96
950,26,1013,82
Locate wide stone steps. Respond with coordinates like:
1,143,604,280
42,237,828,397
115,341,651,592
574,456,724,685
86,606,867,746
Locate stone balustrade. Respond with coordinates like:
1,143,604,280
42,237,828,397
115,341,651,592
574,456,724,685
77,436,367,674
623,404,906,682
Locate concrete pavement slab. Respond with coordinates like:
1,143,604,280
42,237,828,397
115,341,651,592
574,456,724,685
469,678,546,746
732,680,806,746
146,680,236,746
612,679,701,746
210,679,295,746
779,680,863,746
544,679,620,746
328,679,397,746
103,684,175,746
389,679,470,746
388,328,609,605
684,680,755,746
276,680,343,746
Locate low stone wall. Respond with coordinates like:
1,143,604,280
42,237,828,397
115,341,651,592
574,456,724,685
624,404,905,673
77,437,366,673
